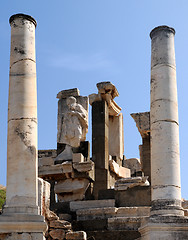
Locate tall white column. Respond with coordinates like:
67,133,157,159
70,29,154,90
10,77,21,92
150,26,183,216
0,14,46,239
139,25,188,240
5,13,38,214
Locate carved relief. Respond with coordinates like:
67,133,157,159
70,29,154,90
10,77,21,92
57,89,88,151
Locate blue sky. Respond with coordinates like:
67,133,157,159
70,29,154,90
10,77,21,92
1,1,188,199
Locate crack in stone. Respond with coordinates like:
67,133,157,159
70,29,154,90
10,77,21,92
151,63,176,70
151,98,178,104
8,118,37,124
10,58,36,68
152,119,179,125
152,185,180,189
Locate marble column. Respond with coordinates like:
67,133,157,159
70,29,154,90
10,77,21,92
0,14,46,239
150,26,183,216
139,26,188,240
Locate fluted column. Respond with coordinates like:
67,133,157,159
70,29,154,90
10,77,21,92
150,26,183,216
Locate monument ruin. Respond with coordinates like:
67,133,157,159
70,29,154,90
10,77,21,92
0,13,188,240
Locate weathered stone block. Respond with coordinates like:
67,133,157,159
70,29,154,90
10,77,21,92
139,215,188,240
74,219,108,231
57,192,86,202
66,231,87,240
123,158,142,175
59,213,72,222
38,149,57,158
98,189,115,200
108,217,142,231
0,233,45,240
49,219,71,229
39,164,64,177
70,199,115,211
62,161,73,173
73,161,94,172
115,186,151,207
109,160,130,178
115,176,149,191
131,112,150,138
38,157,54,166
73,153,84,163
55,179,89,194
109,113,124,159
73,168,95,181
38,178,50,216
57,88,80,99
46,209,59,221
97,81,119,99
38,163,73,179
86,230,141,240
55,179,90,202
116,207,150,217
77,207,116,221
49,229,65,240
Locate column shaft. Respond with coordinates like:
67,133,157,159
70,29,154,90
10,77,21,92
5,14,38,214
150,26,182,215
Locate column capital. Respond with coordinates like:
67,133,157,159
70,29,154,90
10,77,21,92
9,13,37,27
150,25,175,39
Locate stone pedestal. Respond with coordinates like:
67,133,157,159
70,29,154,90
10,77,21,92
140,216,188,240
0,14,46,239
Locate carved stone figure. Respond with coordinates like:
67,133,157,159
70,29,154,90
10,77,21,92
61,96,88,148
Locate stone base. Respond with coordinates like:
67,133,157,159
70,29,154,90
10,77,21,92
0,232,45,240
2,205,39,215
115,185,151,207
139,215,188,240
87,230,141,240
66,231,87,240
0,214,47,234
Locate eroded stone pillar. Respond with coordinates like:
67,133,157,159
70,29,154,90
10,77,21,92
0,14,46,239
5,13,38,215
92,100,109,199
150,26,183,216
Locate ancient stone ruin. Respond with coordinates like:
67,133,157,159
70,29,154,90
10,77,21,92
0,13,188,240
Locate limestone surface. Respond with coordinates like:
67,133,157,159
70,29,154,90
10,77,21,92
109,113,124,159
0,14,46,238
109,159,130,178
70,199,115,212
131,112,150,138
123,158,142,175
150,26,182,214
66,231,87,240
115,176,149,191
